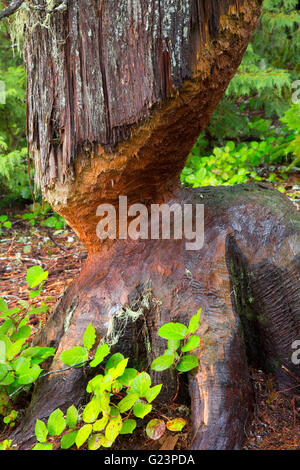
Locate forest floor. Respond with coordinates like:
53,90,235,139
0,180,299,450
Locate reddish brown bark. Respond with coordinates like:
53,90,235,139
12,184,300,449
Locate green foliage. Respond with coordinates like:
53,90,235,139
0,304,202,450
228,0,300,117
181,1,300,189
166,417,186,432
0,439,12,450
21,201,67,232
280,103,300,169
0,19,28,205
19,310,201,450
0,266,54,424
0,215,12,235
146,419,166,440
182,107,299,188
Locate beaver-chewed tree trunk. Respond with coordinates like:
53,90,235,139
10,0,300,450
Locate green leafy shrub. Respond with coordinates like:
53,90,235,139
0,20,29,205
151,309,201,372
0,263,201,450
0,266,54,424
0,215,12,235
29,314,200,450
4,311,199,450
280,103,300,169
21,202,67,232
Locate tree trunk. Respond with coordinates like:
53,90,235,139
12,0,300,450
12,184,300,450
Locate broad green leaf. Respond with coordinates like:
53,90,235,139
151,350,174,372
83,324,96,351
0,335,11,351
11,326,31,342
82,398,101,424
18,317,30,328
110,406,120,418
99,435,114,448
61,431,78,450
99,392,111,414
118,368,138,387
29,288,42,299
21,346,55,364
0,363,11,381
103,368,115,392
32,443,53,450
47,409,66,437
181,335,200,352
158,322,188,340
168,339,181,351
0,371,14,386
13,356,30,374
0,341,5,363
35,419,48,443
88,433,103,451
146,419,166,440
75,424,93,449
130,372,151,397
17,363,42,385
87,374,105,395
26,266,48,288
111,380,123,394
113,358,129,378
176,355,198,372
166,418,186,432
6,338,26,360
133,402,152,419
0,215,7,222
105,415,122,443
0,440,12,450
105,353,124,372
0,318,14,336
90,344,110,368
188,309,201,333
118,393,139,413
93,415,109,432
145,384,163,403
66,405,78,429
0,298,9,315
120,419,137,435
59,346,88,367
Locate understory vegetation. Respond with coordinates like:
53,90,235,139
182,0,300,189
0,265,201,450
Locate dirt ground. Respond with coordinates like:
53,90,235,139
0,181,299,450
